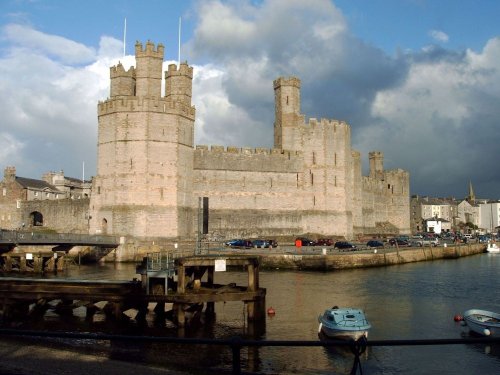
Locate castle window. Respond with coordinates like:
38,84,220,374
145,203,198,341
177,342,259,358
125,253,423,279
2,188,5,196
286,96,289,105
335,175,337,187
311,172,314,185
97,186,101,194
312,152,316,165
34,192,38,197
388,184,391,189
334,153,337,166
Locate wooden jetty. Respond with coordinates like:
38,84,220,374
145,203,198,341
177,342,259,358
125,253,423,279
0,254,266,329
0,251,66,273
137,254,266,327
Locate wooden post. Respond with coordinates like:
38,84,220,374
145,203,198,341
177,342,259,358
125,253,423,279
176,264,186,327
5,255,12,272
206,266,215,319
247,263,256,320
20,256,26,272
56,254,65,272
34,254,43,273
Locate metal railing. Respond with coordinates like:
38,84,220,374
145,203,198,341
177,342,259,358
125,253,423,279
0,229,119,246
0,329,498,375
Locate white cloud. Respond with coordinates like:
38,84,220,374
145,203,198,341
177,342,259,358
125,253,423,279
2,23,96,64
1,0,499,198
0,24,127,179
429,29,449,43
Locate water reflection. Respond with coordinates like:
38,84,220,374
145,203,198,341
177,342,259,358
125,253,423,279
2,254,500,374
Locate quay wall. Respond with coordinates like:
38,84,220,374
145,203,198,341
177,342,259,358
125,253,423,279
257,244,485,271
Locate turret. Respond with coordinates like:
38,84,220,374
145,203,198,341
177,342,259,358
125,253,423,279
273,77,302,149
369,151,384,180
165,62,193,105
3,166,16,183
134,41,164,98
110,62,135,97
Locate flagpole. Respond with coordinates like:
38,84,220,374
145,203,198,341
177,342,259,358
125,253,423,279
178,16,181,66
123,18,127,57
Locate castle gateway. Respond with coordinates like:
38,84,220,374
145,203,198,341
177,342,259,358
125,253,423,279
89,41,410,240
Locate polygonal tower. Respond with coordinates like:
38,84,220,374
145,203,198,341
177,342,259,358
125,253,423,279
273,77,303,150
89,41,196,239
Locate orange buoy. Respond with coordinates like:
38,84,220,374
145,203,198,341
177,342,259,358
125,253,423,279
454,314,463,322
267,307,276,316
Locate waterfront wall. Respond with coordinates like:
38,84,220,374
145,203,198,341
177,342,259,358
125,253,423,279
257,244,485,271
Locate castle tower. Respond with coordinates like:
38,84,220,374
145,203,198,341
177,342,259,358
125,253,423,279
369,151,384,180
90,41,196,239
165,62,193,105
273,77,302,150
3,166,16,183
110,62,135,97
134,41,164,98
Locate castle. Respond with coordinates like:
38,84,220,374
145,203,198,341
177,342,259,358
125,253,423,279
88,40,410,240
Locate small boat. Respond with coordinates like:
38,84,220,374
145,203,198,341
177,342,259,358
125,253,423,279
462,309,500,336
486,242,499,253
318,306,371,340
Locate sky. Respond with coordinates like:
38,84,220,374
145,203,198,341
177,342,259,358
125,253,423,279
0,0,499,200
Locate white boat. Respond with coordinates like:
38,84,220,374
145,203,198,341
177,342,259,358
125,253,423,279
318,306,371,340
462,309,500,336
486,242,499,253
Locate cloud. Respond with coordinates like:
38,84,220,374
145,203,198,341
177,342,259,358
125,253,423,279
429,29,449,43
365,39,500,197
186,0,499,198
2,23,96,64
0,24,125,179
1,0,499,200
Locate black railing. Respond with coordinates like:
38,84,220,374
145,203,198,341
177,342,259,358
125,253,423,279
1,329,498,375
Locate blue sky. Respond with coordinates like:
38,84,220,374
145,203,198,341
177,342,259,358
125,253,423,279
1,0,499,199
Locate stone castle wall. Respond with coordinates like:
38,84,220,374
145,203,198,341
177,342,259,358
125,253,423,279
89,40,410,243
21,199,90,233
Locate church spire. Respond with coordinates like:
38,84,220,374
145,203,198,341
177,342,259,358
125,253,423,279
468,180,475,204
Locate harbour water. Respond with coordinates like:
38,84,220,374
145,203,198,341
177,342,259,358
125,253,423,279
11,252,500,374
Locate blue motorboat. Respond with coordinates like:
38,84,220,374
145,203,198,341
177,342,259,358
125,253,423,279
318,306,371,340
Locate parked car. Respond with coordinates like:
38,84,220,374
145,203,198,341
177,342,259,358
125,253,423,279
389,238,410,247
252,239,271,248
367,240,384,248
316,238,333,246
411,236,439,247
334,241,357,251
295,237,316,246
225,239,253,248
266,239,278,248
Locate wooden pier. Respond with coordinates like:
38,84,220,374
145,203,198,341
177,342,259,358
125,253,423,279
0,254,266,329
0,251,66,273
137,254,266,327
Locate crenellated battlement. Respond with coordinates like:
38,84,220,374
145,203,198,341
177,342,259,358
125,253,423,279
195,145,302,157
98,96,195,118
273,76,301,89
194,145,303,173
110,62,135,79
166,62,193,79
307,118,350,130
135,40,164,58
